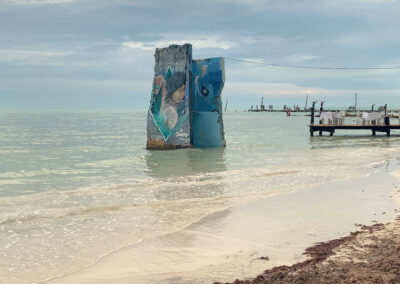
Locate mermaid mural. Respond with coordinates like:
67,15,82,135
146,43,225,150
149,67,189,141
146,44,192,149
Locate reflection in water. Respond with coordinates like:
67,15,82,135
309,135,398,150
145,148,227,179
145,148,227,201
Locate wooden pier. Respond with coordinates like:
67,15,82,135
309,124,399,137
309,101,398,137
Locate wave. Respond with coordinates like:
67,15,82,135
0,158,381,228
1,144,397,229
0,167,98,179
0,168,309,225
0,204,133,226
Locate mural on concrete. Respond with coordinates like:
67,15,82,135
147,44,191,149
192,58,226,147
146,44,226,150
150,67,188,140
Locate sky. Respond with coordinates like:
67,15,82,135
1,0,400,109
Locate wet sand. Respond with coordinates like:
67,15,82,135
221,220,400,284
219,170,400,284
43,166,400,284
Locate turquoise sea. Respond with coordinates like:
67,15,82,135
1,110,400,283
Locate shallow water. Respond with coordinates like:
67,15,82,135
1,110,400,283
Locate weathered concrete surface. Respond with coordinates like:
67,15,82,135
146,45,226,150
192,58,226,147
146,44,192,150
192,111,225,147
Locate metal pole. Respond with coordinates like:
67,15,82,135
310,100,318,137
305,95,308,111
311,103,315,124
319,101,324,136
355,93,357,112
311,100,318,125
319,101,324,124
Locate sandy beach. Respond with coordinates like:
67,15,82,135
219,172,400,284
38,164,400,284
222,219,400,283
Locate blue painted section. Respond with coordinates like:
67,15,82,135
192,111,224,147
192,58,226,148
192,58,225,112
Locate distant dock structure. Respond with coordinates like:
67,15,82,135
246,96,400,136
309,101,400,137
248,96,311,113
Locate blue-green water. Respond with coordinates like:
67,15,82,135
2,110,397,197
1,110,400,283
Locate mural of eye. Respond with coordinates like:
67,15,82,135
201,86,209,97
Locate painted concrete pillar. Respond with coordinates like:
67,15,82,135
146,44,225,150
192,58,226,147
146,44,192,150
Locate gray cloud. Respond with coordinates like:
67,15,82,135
1,0,400,108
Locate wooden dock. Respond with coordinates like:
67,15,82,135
309,124,399,136
309,101,398,137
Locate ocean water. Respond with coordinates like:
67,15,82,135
1,110,400,283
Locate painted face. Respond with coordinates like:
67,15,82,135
172,84,185,103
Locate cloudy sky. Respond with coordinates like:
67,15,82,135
1,0,400,109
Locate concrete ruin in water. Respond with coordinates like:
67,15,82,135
146,44,226,150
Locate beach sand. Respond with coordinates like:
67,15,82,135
221,220,400,284
44,166,400,284
218,170,400,284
